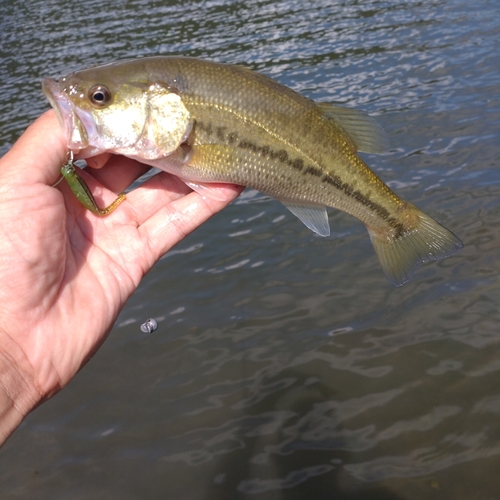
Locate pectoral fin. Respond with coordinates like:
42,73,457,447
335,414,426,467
282,202,330,237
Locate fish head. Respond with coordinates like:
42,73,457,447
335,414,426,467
42,63,192,159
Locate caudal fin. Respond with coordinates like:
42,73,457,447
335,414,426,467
368,209,463,287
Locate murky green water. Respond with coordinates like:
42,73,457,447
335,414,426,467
1,0,500,498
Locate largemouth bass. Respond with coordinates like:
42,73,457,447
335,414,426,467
42,56,463,286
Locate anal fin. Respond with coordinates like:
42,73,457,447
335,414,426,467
282,202,330,237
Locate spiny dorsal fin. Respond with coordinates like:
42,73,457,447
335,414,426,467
315,102,390,155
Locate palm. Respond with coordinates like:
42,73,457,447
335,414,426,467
0,111,241,398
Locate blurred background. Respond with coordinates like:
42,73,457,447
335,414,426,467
0,0,499,498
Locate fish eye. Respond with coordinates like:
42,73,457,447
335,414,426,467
88,85,111,107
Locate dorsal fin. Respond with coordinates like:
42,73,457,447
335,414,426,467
315,102,390,155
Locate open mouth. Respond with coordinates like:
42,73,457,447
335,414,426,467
42,78,90,151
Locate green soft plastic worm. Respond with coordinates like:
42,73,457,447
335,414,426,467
60,158,125,216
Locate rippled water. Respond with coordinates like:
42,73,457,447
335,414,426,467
1,0,500,498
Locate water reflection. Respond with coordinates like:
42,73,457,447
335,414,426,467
1,0,500,497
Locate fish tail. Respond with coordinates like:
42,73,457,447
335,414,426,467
368,206,463,286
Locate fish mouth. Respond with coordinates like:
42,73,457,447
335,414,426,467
42,78,94,153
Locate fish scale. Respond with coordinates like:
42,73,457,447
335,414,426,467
181,95,397,224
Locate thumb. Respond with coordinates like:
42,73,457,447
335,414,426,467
1,110,68,186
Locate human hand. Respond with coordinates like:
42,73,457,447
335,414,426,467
0,110,242,444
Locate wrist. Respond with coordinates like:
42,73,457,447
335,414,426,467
0,329,44,445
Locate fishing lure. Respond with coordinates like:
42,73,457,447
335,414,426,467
60,151,126,216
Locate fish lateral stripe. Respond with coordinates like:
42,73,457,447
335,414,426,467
196,120,316,174
303,166,322,177
321,173,405,236
237,140,294,165
197,121,405,236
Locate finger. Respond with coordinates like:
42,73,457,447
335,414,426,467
60,167,196,223
83,155,152,194
137,184,243,266
83,153,111,169
124,170,246,227
1,110,67,186
67,165,193,223
118,171,198,226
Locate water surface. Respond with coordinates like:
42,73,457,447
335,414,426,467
0,0,499,498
